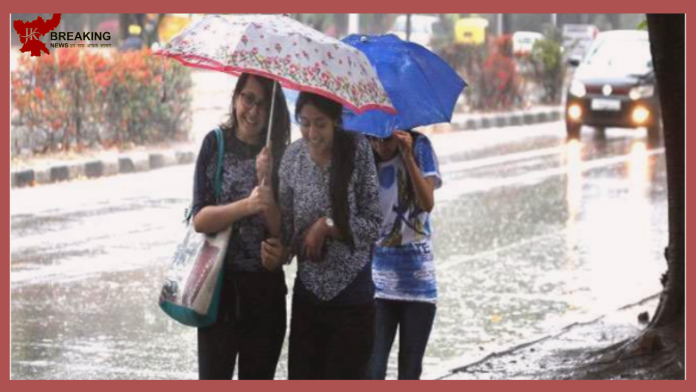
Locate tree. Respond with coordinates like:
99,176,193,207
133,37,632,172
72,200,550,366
646,14,685,330
589,15,685,378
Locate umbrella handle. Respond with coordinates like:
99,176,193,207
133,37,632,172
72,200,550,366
261,80,278,187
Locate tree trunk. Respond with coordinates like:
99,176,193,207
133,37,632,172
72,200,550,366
646,14,685,328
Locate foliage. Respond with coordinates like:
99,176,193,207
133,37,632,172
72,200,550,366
11,49,192,153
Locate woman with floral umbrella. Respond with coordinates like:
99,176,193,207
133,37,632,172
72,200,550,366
191,72,290,380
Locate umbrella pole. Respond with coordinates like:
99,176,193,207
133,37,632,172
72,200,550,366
265,80,277,148
260,80,278,186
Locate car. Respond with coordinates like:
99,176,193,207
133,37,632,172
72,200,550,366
565,30,661,141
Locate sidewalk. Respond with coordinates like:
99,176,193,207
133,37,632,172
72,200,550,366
9,105,563,189
436,295,684,380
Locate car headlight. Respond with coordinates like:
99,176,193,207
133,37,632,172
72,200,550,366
629,85,655,100
632,106,651,125
567,104,583,121
569,80,586,98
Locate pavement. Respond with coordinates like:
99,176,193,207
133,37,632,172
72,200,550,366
437,294,684,380
9,106,563,189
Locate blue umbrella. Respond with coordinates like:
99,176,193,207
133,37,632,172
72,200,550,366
341,34,467,138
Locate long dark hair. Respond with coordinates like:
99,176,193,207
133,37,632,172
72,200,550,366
220,73,290,198
295,92,356,248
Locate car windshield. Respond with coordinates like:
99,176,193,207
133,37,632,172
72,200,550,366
586,38,652,74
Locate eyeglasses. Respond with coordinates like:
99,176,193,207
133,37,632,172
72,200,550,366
239,92,270,111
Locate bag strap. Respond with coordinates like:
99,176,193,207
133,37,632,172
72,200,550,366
184,128,225,223
213,128,225,202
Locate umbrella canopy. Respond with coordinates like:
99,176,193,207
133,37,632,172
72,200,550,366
156,14,395,115
342,34,467,138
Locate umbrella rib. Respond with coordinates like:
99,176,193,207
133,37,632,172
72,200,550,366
408,49,455,124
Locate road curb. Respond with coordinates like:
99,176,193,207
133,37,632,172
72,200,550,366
11,148,197,189
451,107,563,132
11,107,563,189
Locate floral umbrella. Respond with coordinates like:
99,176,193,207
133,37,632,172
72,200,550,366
155,14,395,115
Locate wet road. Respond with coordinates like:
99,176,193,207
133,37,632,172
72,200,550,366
10,123,668,379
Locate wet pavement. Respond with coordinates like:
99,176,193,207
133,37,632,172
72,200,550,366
441,295,676,380
10,123,668,379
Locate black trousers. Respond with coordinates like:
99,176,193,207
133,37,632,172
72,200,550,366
198,271,287,380
288,295,375,380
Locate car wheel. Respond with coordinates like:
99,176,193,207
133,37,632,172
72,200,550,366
566,122,581,140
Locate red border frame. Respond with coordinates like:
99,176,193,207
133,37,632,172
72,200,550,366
4,6,691,389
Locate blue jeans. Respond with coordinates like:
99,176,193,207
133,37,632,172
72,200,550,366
366,299,436,380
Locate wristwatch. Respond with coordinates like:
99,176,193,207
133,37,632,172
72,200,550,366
325,217,334,229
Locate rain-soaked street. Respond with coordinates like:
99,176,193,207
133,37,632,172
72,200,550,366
10,123,668,379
